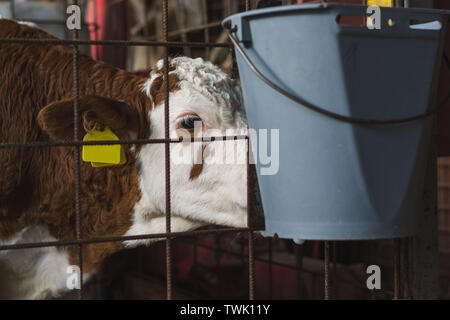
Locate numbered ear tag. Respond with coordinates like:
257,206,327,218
82,124,126,167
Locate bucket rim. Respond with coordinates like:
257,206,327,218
222,2,450,28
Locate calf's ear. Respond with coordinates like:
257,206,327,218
37,96,140,141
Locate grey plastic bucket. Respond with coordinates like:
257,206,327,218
223,3,449,240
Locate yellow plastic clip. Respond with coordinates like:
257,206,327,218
82,123,126,167
367,0,393,7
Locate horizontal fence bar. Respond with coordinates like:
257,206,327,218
143,21,223,41
0,227,262,251
0,38,232,48
0,136,248,148
8,19,98,28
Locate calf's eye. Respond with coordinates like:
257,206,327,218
176,115,202,130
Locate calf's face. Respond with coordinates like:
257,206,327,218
135,57,248,233
37,57,248,243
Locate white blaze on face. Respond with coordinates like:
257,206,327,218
125,57,248,247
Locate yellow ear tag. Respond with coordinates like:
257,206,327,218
82,124,126,167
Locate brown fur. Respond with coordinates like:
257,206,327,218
189,164,204,181
150,72,180,106
37,96,141,141
0,19,179,274
189,145,206,181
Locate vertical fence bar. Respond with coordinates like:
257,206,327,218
248,231,255,300
177,0,191,57
201,0,210,58
215,233,221,298
295,243,303,299
244,0,255,301
231,46,238,80
408,8,444,297
72,0,83,300
393,239,400,300
143,0,150,67
63,0,69,40
247,134,255,299
92,0,100,60
324,241,330,300
366,241,376,300
401,237,411,299
410,138,439,299
193,236,199,293
229,0,239,81
268,238,273,299
332,241,337,299
162,0,173,301
9,0,16,20
240,235,245,265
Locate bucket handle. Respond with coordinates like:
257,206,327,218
227,29,449,125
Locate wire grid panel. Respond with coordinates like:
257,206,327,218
0,0,413,300
0,0,263,300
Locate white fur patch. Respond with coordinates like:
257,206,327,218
18,20,38,28
0,15,38,28
0,225,73,299
141,57,244,126
124,216,204,248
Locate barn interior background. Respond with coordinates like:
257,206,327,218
1,0,449,299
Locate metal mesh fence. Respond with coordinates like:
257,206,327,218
0,0,420,300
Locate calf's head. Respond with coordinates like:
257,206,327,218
38,57,248,241
137,57,248,231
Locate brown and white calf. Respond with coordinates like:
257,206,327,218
0,19,248,299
